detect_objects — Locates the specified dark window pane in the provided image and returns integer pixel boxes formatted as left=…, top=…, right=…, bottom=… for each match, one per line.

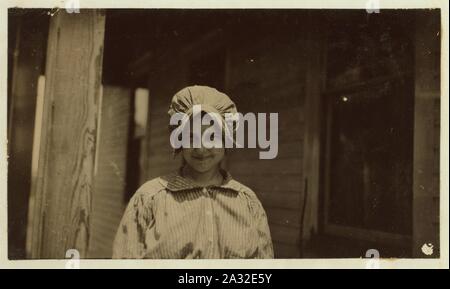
left=327, top=79, right=414, bottom=234
left=324, top=11, right=415, bottom=235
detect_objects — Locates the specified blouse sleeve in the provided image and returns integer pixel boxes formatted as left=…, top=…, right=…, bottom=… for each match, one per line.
left=245, top=191, right=274, bottom=259
left=112, top=191, right=154, bottom=259
left=254, top=200, right=274, bottom=258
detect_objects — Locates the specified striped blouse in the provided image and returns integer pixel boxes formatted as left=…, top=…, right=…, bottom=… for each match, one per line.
left=112, top=169, right=274, bottom=259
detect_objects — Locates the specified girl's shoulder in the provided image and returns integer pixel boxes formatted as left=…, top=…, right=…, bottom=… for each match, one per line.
left=226, top=179, right=265, bottom=208
left=229, top=179, right=268, bottom=218
left=129, top=175, right=171, bottom=204
left=131, top=170, right=185, bottom=200
left=227, top=179, right=257, bottom=198
left=136, top=177, right=167, bottom=195
left=221, top=175, right=257, bottom=197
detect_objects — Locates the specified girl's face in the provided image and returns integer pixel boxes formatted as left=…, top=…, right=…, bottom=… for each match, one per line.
left=182, top=123, right=225, bottom=174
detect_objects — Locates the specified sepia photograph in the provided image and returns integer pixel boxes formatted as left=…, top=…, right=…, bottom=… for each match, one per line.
left=1, top=0, right=448, bottom=270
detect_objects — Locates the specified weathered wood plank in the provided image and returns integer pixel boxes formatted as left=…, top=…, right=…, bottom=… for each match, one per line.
left=300, top=12, right=325, bottom=250
left=269, top=223, right=301, bottom=246
left=272, top=241, right=301, bottom=258
left=257, top=190, right=302, bottom=210
left=89, top=86, right=130, bottom=258
left=412, top=11, right=441, bottom=258
left=31, top=10, right=105, bottom=259
left=236, top=174, right=303, bottom=195
left=229, top=158, right=303, bottom=175
left=265, top=207, right=302, bottom=228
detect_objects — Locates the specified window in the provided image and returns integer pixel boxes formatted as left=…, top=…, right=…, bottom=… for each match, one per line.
left=322, top=11, right=415, bottom=252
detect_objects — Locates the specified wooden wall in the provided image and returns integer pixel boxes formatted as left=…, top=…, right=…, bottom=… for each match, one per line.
left=143, top=58, right=189, bottom=180
left=225, top=28, right=307, bottom=258
left=89, top=86, right=131, bottom=258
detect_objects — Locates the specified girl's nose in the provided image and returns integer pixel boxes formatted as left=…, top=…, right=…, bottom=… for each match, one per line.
left=193, top=147, right=208, bottom=154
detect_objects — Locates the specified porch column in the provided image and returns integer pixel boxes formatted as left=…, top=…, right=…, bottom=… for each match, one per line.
left=30, top=10, right=105, bottom=259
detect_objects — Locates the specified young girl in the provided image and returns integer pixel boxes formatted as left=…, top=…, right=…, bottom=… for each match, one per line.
left=113, top=85, right=273, bottom=259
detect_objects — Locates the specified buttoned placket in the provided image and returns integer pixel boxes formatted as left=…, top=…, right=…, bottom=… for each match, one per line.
left=203, top=187, right=215, bottom=258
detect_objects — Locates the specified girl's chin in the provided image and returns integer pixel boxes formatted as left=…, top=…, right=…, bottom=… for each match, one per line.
left=186, top=162, right=218, bottom=173
left=190, top=165, right=215, bottom=173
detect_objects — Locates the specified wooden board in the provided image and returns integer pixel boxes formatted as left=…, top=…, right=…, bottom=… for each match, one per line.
left=412, top=11, right=441, bottom=258
left=89, top=86, right=131, bottom=258
left=30, top=10, right=106, bottom=259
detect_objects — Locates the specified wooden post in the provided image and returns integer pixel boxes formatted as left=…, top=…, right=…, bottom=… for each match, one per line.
left=30, top=10, right=105, bottom=259
left=301, top=11, right=325, bottom=256
left=412, top=11, right=441, bottom=258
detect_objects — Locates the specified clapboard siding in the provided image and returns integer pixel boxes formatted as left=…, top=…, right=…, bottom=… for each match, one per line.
left=273, top=242, right=302, bottom=259
left=89, top=86, right=130, bottom=258
left=143, top=57, right=189, bottom=181
left=145, top=109, right=183, bottom=180
left=226, top=31, right=306, bottom=256
left=228, top=158, right=303, bottom=176
left=270, top=223, right=301, bottom=246
left=236, top=175, right=303, bottom=196
left=265, top=208, right=302, bottom=228
left=258, top=191, right=303, bottom=210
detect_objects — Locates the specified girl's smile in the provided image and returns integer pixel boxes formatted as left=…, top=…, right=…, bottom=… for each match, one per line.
left=191, top=154, right=213, bottom=161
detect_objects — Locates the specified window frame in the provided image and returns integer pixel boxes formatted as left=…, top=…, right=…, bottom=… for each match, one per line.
left=321, top=75, right=414, bottom=247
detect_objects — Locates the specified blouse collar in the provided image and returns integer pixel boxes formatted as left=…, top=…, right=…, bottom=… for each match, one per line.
left=161, top=168, right=242, bottom=193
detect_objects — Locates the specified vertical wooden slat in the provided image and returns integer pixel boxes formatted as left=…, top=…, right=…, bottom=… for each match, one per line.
left=31, top=10, right=105, bottom=259
left=8, top=12, right=49, bottom=259
left=412, top=10, right=441, bottom=258
left=89, top=86, right=130, bottom=258
left=301, top=11, right=325, bottom=254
